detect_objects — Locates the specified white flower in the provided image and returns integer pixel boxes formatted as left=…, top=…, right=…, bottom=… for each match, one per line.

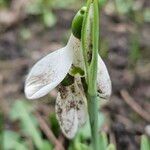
left=24, top=34, right=111, bottom=138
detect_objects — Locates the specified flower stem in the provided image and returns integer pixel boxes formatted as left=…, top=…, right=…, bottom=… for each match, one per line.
left=89, top=1, right=99, bottom=149
left=82, top=0, right=100, bottom=149
left=87, top=94, right=99, bottom=150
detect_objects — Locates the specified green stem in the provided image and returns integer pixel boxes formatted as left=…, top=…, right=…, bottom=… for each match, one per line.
left=81, top=0, right=92, bottom=82
left=87, top=94, right=99, bottom=150
left=88, top=0, right=99, bottom=148
left=88, top=2, right=99, bottom=150
left=89, top=0, right=99, bottom=94
left=82, top=0, right=100, bottom=150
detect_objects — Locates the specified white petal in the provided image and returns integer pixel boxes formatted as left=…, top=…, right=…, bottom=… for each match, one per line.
left=25, top=46, right=73, bottom=99
left=97, top=55, right=112, bottom=99
left=55, top=87, right=78, bottom=139
left=67, top=34, right=85, bottom=77
left=67, top=34, right=84, bottom=70
left=55, top=80, right=87, bottom=138
left=74, top=78, right=87, bottom=126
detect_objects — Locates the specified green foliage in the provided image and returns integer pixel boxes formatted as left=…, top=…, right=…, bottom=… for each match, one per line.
left=3, top=130, right=52, bottom=150
left=68, top=112, right=116, bottom=150
left=99, top=132, right=108, bottom=149
left=3, top=130, right=28, bottom=150
left=114, top=0, right=133, bottom=15
left=78, top=112, right=105, bottom=139
left=49, top=113, right=60, bottom=137
left=143, top=9, right=150, bottom=23
left=112, top=0, right=148, bottom=24
left=10, top=100, right=43, bottom=149
left=25, top=0, right=82, bottom=27
left=0, top=0, right=10, bottom=7
left=99, top=133, right=116, bottom=150
left=5, top=100, right=53, bottom=150
left=99, top=0, right=107, bottom=8
left=43, top=9, right=57, bottom=27
left=25, top=0, right=56, bottom=27
left=2, top=100, right=117, bottom=150
left=141, top=135, right=150, bottom=150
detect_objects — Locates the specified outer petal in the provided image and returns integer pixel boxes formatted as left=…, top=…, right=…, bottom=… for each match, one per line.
left=74, top=78, right=87, bottom=126
left=25, top=46, right=73, bottom=99
left=55, top=80, right=87, bottom=139
left=97, top=55, right=112, bottom=100
left=55, top=85, right=78, bottom=139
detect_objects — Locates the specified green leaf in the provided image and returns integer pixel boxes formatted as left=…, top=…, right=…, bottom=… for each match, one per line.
left=143, top=9, right=150, bottom=23
left=68, top=140, right=92, bottom=150
left=114, top=0, right=133, bottom=14
left=75, top=143, right=91, bottom=150
left=99, top=132, right=108, bottom=150
left=141, top=135, right=150, bottom=150
left=78, top=118, right=91, bottom=139
left=3, top=130, right=28, bottom=150
left=43, top=10, right=57, bottom=27
left=25, top=0, right=43, bottom=15
left=40, top=140, right=53, bottom=150
left=0, top=0, right=10, bottom=8
left=99, top=0, right=107, bottom=7
left=77, top=112, right=105, bottom=140
left=49, top=113, right=60, bottom=137
left=10, top=100, right=43, bottom=149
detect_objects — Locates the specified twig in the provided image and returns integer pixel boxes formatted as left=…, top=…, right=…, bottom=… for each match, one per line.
left=35, top=112, right=65, bottom=150
left=120, top=90, right=150, bottom=122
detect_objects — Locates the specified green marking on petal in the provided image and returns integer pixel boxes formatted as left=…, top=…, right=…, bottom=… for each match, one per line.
left=70, top=65, right=85, bottom=77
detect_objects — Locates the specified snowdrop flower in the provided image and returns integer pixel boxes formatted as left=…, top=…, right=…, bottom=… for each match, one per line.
left=24, top=7, right=111, bottom=139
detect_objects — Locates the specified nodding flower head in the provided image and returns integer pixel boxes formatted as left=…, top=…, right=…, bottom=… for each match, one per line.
left=24, top=6, right=111, bottom=139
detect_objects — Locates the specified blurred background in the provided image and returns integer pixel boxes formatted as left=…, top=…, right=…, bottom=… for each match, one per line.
left=0, top=0, right=150, bottom=150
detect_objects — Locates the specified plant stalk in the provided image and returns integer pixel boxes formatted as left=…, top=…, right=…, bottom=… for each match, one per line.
left=88, top=1, right=99, bottom=150
left=87, top=94, right=99, bottom=150
left=82, top=0, right=99, bottom=149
